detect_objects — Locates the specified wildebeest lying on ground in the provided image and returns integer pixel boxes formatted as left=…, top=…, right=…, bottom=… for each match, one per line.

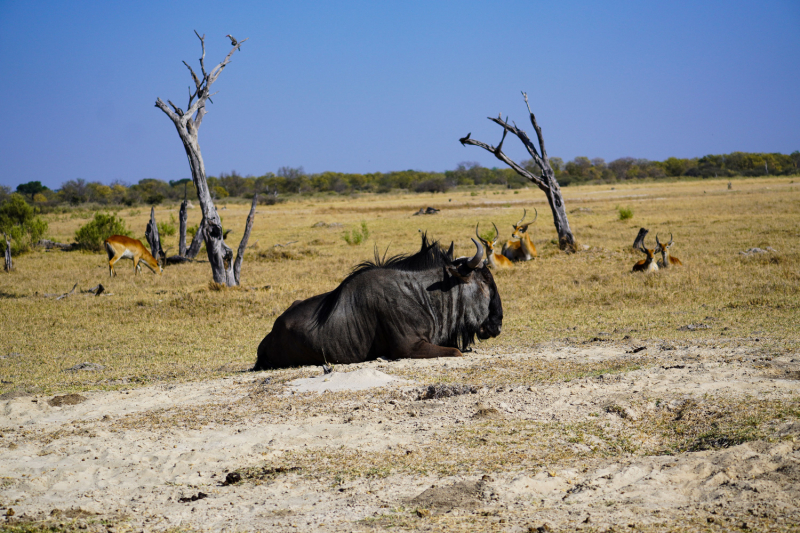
left=254, top=235, right=503, bottom=369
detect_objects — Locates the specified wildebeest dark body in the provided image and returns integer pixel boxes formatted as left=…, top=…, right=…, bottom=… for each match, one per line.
left=254, top=236, right=502, bottom=369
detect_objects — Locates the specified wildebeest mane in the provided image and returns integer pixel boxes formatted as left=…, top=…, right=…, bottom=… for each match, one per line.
left=313, top=234, right=450, bottom=327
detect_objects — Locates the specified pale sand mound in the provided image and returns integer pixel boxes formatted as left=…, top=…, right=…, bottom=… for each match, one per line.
left=288, top=368, right=412, bottom=393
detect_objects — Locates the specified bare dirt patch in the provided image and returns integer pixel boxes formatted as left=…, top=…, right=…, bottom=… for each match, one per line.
left=1, top=343, right=798, bottom=532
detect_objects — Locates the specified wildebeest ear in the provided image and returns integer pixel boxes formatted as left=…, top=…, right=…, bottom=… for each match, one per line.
left=445, top=265, right=470, bottom=282
left=446, top=241, right=454, bottom=261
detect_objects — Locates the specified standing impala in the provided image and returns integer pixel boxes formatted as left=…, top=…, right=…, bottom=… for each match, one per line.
left=104, top=235, right=163, bottom=277
left=655, top=233, right=683, bottom=268
left=502, top=208, right=538, bottom=262
left=476, top=223, right=514, bottom=269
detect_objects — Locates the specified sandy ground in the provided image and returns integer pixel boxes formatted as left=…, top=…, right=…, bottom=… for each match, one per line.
left=1, top=343, right=799, bottom=532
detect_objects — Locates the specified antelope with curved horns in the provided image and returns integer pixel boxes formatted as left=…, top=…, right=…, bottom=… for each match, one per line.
left=631, top=233, right=658, bottom=273
left=104, top=235, right=163, bottom=277
left=655, top=233, right=683, bottom=268
left=476, top=223, right=514, bottom=269
left=502, top=208, right=538, bottom=262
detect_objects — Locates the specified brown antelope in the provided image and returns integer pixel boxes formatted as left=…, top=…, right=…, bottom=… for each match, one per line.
left=476, top=223, right=514, bottom=269
left=502, top=208, right=538, bottom=262
left=104, top=235, right=163, bottom=277
left=631, top=233, right=658, bottom=273
left=655, top=233, right=683, bottom=268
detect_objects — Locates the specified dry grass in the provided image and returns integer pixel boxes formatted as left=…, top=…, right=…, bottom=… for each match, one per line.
left=1, top=177, right=799, bottom=395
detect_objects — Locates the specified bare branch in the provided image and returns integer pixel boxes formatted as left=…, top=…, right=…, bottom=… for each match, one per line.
left=194, top=30, right=208, bottom=78
left=183, top=60, right=202, bottom=89
left=460, top=135, right=547, bottom=190
left=522, top=91, right=548, bottom=162
left=155, top=98, right=180, bottom=122
left=167, top=100, right=184, bottom=116
left=208, top=38, right=248, bottom=84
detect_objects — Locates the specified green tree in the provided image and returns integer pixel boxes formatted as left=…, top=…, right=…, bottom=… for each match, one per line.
left=0, top=194, right=48, bottom=254
left=16, top=181, right=48, bottom=200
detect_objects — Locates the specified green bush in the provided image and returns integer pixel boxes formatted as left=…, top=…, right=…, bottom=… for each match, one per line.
left=158, top=214, right=177, bottom=237
left=187, top=224, right=198, bottom=238
left=343, top=221, right=370, bottom=245
left=0, top=193, right=49, bottom=254
left=617, top=206, right=633, bottom=221
left=75, top=213, right=132, bottom=251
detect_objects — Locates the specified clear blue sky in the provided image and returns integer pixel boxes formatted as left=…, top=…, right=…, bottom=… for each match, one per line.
left=1, top=0, right=798, bottom=190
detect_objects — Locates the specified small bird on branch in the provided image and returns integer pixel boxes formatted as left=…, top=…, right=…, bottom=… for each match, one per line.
left=225, top=34, right=240, bottom=51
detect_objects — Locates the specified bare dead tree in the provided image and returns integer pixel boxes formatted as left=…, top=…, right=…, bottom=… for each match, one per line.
left=155, top=31, right=251, bottom=285
left=460, top=92, right=575, bottom=251
left=3, top=233, right=12, bottom=272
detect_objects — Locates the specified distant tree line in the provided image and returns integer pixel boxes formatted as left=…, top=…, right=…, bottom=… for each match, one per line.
left=3, top=151, right=797, bottom=208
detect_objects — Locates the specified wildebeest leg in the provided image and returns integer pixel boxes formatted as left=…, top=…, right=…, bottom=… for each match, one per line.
left=407, top=340, right=462, bottom=359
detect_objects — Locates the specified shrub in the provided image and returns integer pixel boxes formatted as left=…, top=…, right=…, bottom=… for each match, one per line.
left=187, top=223, right=198, bottom=238
left=75, top=213, right=132, bottom=251
left=617, top=206, right=633, bottom=221
left=0, top=194, right=49, bottom=254
left=343, top=221, right=370, bottom=245
left=158, top=214, right=177, bottom=237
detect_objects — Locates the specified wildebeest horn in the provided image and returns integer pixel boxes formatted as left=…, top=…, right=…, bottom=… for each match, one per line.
left=492, top=222, right=500, bottom=245
left=466, top=238, right=484, bottom=269
left=515, top=208, right=527, bottom=227
left=446, top=241, right=454, bottom=260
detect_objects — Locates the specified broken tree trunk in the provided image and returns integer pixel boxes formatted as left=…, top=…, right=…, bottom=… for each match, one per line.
left=179, top=185, right=188, bottom=257
left=155, top=31, right=251, bottom=286
left=185, top=217, right=207, bottom=260
left=460, top=92, right=575, bottom=251
left=233, top=194, right=257, bottom=285
left=3, top=233, right=11, bottom=272
left=145, top=207, right=163, bottom=265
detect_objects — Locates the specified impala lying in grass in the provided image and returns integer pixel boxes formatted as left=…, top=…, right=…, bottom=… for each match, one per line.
left=655, top=233, right=683, bottom=268
left=476, top=223, right=514, bottom=269
left=502, top=208, right=538, bottom=262
left=631, top=229, right=658, bottom=273
left=104, top=235, right=163, bottom=277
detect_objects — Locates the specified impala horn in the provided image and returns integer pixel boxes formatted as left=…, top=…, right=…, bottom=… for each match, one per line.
left=515, top=208, right=527, bottom=227
left=475, top=223, right=485, bottom=244
left=492, top=222, right=500, bottom=245
left=466, top=238, right=484, bottom=269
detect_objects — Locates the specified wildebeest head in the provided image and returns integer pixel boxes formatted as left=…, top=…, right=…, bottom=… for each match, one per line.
left=447, top=238, right=503, bottom=344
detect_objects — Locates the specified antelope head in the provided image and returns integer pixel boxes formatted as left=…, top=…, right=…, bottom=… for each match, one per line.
left=477, top=223, right=514, bottom=269
left=510, top=208, right=538, bottom=240
left=655, top=233, right=681, bottom=268
left=476, top=222, right=500, bottom=257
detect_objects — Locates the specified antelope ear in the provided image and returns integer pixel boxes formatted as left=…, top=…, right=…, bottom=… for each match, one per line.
left=446, top=241, right=455, bottom=261
left=519, top=223, right=530, bottom=232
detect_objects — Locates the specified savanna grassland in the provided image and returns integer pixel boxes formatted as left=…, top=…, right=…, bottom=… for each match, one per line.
left=1, top=177, right=799, bottom=533
left=1, top=177, right=798, bottom=394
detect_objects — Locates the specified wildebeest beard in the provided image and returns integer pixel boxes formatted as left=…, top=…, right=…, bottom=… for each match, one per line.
left=253, top=234, right=503, bottom=369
